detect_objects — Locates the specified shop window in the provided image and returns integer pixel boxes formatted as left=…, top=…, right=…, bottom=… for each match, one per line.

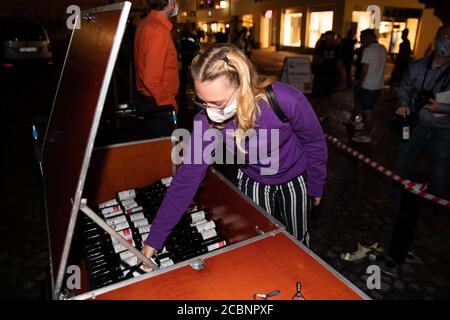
left=242, top=14, right=254, bottom=29
left=405, top=18, right=418, bottom=52
left=198, top=22, right=228, bottom=43
left=283, top=11, right=302, bottom=47
left=352, top=11, right=372, bottom=43
left=308, top=11, right=333, bottom=48
left=210, top=22, right=227, bottom=33
left=378, top=19, right=418, bottom=54
left=353, top=9, right=419, bottom=54
left=199, top=0, right=229, bottom=10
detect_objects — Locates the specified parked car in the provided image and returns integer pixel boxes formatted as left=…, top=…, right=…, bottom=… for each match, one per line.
left=0, top=18, right=53, bottom=67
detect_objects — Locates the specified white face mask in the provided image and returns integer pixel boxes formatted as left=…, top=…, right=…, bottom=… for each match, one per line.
left=170, top=0, right=179, bottom=17
left=206, top=98, right=237, bottom=123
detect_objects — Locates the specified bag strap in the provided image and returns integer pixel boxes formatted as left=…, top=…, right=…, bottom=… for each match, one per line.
left=439, top=64, right=450, bottom=91
left=265, top=85, right=289, bottom=123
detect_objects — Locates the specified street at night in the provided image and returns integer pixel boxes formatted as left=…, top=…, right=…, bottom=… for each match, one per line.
left=0, top=0, right=449, bottom=302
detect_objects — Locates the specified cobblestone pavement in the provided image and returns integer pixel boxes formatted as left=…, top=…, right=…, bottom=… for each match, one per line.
left=305, top=88, right=450, bottom=300
left=1, top=48, right=449, bottom=300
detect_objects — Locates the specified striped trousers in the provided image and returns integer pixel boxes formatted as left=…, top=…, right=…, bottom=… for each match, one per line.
left=237, top=169, right=312, bottom=247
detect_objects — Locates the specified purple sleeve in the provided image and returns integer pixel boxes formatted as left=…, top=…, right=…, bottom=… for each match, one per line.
left=275, top=82, right=328, bottom=197
left=144, top=115, right=211, bottom=249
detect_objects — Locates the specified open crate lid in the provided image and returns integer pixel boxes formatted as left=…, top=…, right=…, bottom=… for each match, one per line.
left=41, top=2, right=131, bottom=299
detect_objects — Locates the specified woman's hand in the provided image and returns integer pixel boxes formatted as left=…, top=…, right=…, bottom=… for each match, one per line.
left=313, top=197, right=321, bottom=206
left=141, top=243, right=156, bottom=271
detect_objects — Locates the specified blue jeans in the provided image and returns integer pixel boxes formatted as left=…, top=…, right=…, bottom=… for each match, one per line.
left=395, top=126, right=450, bottom=197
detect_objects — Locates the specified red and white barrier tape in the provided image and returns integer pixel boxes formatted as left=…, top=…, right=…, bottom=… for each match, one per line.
left=325, top=134, right=450, bottom=209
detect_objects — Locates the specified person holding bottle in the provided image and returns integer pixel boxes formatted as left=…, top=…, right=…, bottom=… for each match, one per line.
left=141, top=43, right=328, bottom=263
left=394, top=25, right=450, bottom=200
left=378, top=25, right=450, bottom=278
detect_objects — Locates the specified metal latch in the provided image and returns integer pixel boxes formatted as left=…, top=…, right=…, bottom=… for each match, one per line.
left=190, top=259, right=205, bottom=271
left=255, top=226, right=265, bottom=235
left=60, top=288, right=75, bottom=300
left=82, top=12, right=94, bottom=22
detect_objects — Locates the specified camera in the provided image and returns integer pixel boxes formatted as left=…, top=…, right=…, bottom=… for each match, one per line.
left=414, top=90, right=435, bottom=110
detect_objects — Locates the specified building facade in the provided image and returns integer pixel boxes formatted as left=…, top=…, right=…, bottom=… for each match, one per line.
left=0, top=0, right=442, bottom=59
left=176, top=0, right=443, bottom=58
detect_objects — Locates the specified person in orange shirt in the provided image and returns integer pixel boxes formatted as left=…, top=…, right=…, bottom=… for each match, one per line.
left=134, top=0, right=180, bottom=137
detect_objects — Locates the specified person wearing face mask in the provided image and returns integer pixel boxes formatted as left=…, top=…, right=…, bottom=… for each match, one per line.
left=379, top=25, right=450, bottom=277
left=395, top=24, right=450, bottom=200
left=134, top=0, right=180, bottom=138
left=141, top=43, right=328, bottom=261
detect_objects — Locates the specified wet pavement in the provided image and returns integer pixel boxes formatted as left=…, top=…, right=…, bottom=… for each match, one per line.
left=0, top=47, right=449, bottom=300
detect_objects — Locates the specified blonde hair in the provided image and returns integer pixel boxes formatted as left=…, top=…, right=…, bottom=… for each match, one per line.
left=191, top=43, right=277, bottom=151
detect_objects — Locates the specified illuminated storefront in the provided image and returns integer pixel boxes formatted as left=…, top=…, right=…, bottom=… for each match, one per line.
left=199, top=21, right=228, bottom=33
left=176, top=0, right=442, bottom=58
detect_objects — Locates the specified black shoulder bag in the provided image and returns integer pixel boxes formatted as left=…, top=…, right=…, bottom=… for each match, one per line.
left=265, top=85, right=289, bottom=123
left=265, top=85, right=315, bottom=215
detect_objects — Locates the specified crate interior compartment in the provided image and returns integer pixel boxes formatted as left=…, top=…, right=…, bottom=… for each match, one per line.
left=67, top=138, right=279, bottom=297
left=82, top=138, right=175, bottom=203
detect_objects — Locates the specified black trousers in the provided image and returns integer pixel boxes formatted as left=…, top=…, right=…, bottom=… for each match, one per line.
left=344, top=60, right=353, bottom=88
left=387, top=191, right=423, bottom=264
left=135, top=94, right=176, bottom=138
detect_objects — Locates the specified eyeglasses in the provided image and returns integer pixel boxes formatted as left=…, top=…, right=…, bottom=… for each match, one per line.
left=192, top=87, right=238, bottom=113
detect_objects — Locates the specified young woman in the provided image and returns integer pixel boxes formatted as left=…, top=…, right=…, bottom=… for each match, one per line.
left=142, top=44, right=327, bottom=260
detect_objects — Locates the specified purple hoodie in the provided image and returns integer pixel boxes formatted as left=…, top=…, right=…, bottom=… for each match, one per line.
left=145, top=81, right=328, bottom=249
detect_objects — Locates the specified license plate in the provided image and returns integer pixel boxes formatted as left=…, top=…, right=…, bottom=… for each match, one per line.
left=19, top=47, right=38, bottom=53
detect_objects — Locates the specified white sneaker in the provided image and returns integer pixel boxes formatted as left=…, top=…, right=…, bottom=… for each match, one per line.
left=351, top=135, right=371, bottom=143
